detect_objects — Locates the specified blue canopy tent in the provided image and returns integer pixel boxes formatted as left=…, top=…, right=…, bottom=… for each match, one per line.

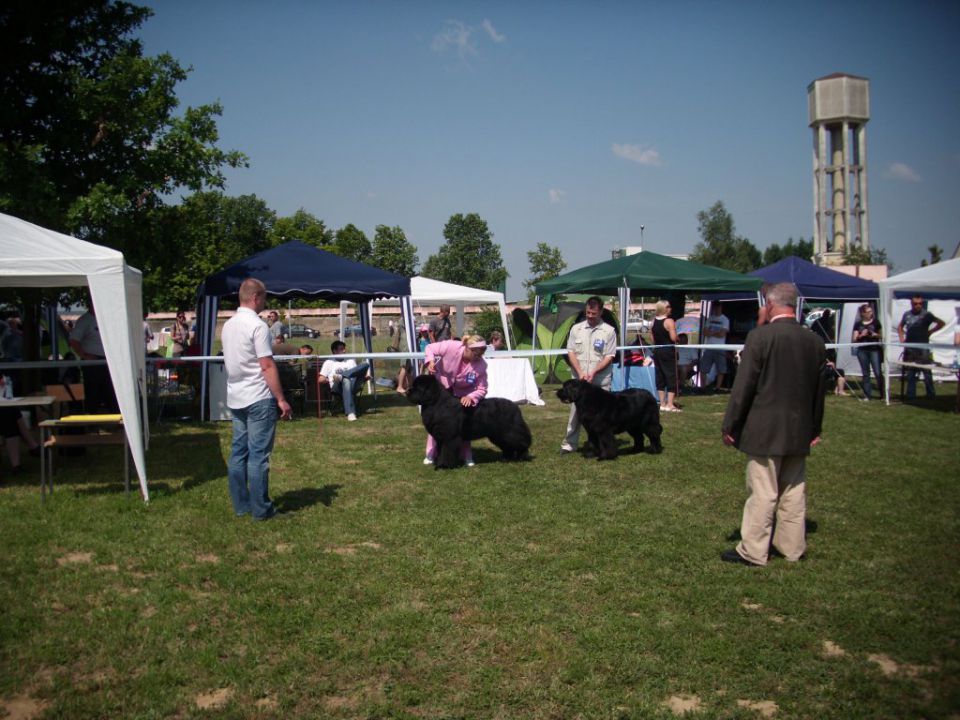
left=195, top=240, right=415, bottom=420
left=704, top=256, right=879, bottom=305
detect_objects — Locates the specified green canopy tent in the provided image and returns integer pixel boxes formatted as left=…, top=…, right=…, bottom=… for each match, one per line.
left=533, top=250, right=764, bottom=379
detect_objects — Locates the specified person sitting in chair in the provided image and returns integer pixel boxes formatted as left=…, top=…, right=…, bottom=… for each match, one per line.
left=318, top=341, right=370, bottom=422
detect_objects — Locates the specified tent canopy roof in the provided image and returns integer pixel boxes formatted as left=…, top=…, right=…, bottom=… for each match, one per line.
left=705, top=256, right=879, bottom=302
left=535, top=250, right=762, bottom=297
left=196, top=240, right=410, bottom=302
left=408, top=276, right=503, bottom=304
left=878, top=257, right=960, bottom=299
left=0, top=214, right=126, bottom=287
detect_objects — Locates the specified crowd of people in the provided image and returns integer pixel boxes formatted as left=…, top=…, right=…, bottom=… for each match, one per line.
left=3, top=283, right=957, bottom=504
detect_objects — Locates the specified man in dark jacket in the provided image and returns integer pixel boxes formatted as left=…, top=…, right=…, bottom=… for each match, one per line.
left=721, top=282, right=827, bottom=567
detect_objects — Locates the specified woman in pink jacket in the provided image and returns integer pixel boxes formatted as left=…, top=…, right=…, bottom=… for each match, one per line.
left=423, top=334, right=488, bottom=466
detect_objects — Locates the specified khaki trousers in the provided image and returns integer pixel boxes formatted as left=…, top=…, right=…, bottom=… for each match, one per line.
left=736, top=454, right=807, bottom=566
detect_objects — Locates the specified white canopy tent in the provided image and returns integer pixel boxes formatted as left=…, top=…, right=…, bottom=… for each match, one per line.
left=361, top=276, right=513, bottom=349
left=878, top=257, right=960, bottom=404
left=0, top=213, right=149, bottom=501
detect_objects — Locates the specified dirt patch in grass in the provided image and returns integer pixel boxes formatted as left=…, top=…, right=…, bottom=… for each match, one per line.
left=255, top=696, right=278, bottom=711
left=737, top=699, right=778, bottom=717
left=324, top=541, right=383, bottom=555
left=664, top=694, right=701, bottom=714
left=196, top=553, right=220, bottom=564
left=275, top=543, right=293, bottom=553
left=867, top=653, right=899, bottom=677
left=195, top=687, right=233, bottom=709
left=323, top=694, right=359, bottom=711
left=866, top=653, right=935, bottom=679
left=822, top=640, right=846, bottom=658
left=57, top=551, right=93, bottom=565
left=0, top=694, right=50, bottom=720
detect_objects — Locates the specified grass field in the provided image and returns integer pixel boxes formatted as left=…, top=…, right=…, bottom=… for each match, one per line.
left=1, top=382, right=958, bottom=719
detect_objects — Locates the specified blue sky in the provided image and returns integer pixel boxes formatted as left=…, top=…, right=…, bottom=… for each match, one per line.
left=138, top=1, right=960, bottom=299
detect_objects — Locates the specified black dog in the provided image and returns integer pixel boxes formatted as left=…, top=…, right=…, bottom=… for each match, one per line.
left=556, top=379, right=662, bottom=460
left=408, top=375, right=532, bottom=469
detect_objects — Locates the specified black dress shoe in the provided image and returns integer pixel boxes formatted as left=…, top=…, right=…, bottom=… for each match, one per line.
left=721, top=549, right=762, bottom=567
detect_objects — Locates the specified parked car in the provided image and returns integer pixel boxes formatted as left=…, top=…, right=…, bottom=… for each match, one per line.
left=288, top=323, right=319, bottom=338
left=338, top=324, right=377, bottom=337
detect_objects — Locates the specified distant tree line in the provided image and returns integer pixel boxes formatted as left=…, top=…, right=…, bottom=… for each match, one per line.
left=689, top=201, right=890, bottom=273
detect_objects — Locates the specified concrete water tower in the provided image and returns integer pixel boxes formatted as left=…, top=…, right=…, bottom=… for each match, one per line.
left=808, top=73, right=870, bottom=266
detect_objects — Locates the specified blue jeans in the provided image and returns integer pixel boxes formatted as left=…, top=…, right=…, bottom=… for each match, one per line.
left=228, top=398, right=279, bottom=519
left=334, top=363, right=369, bottom=416
left=906, top=367, right=935, bottom=399
left=855, top=348, right=882, bottom=399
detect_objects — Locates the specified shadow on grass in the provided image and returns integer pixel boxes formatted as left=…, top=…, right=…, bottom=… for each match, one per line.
left=276, top=483, right=342, bottom=511
left=898, top=391, right=960, bottom=415
left=726, top=518, right=819, bottom=542
left=40, top=424, right=227, bottom=498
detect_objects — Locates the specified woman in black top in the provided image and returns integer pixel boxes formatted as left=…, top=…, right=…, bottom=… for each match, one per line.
left=651, top=300, right=681, bottom=412
left=852, top=303, right=883, bottom=400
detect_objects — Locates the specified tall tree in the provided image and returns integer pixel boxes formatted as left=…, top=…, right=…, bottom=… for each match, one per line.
left=762, top=237, right=814, bottom=266
left=371, top=225, right=419, bottom=276
left=0, top=0, right=246, bottom=273
left=270, top=209, right=332, bottom=248
left=524, top=242, right=566, bottom=300
left=689, top=201, right=761, bottom=273
left=422, top=213, right=507, bottom=291
left=333, top=224, right=372, bottom=263
left=920, top=244, right=943, bottom=267
left=147, top=192, right=274, bottom=310
left=843, top=245, right=890, bottom=270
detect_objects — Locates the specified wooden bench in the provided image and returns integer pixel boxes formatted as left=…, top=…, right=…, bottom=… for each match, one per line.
left=39, top=415, right=129, bottom=500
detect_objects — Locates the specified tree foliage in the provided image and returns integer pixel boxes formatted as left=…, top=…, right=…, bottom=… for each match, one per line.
left=422, top=213, right=507, bottom=291
left=689, top=201, right=761, bottom=274
left=468, top=308, right=504, bottom=341
left=523, top=242, right=567, bottom=300
left=842, top=244, right=890, bottom=270
left=371, top=225, right=419, bottom=276
left=0, top=0, right=246, bottom=293
left=920, top=244, right=943, bottom=267
left=270, top=209, right=332, bottom=248
left=146, top=192, right=275, bottom=310
left=762, top=237, right=814, bottom=266
left=333, top=223, right=371, bottom=263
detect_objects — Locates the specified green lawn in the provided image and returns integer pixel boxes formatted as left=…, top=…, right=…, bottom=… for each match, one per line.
left=1, top=385, right=958, bottom=719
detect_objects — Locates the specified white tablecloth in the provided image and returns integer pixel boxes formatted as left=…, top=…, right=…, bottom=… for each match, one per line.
left=485, top=357, right=544, bottom=405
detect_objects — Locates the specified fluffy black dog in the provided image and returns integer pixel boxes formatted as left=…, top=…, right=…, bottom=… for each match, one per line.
left=408, top=374, right=532, bottom=469
left=556, top=379, right=663, bottom=460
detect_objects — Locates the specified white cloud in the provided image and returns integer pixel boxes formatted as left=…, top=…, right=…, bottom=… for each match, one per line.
left=481, top=19, right=506, bottom=44
left=549, top=189, right=566, bottom=204
left=431, top=20, right=476, bottom=59
left=612, top=143, right=662, bottom=167
left=432, top=19, right=506, bottom=60
left=884, top=162, right=921, bottom=183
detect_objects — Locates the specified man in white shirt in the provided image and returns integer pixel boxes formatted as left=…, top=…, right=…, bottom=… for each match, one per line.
left=700, top=302, right=731, bottom=391
left=318, top=340, right=370, bottom=422
left=560, top=296, right=617, bottom=453
left=221, top=278, right=292, bottom=521
left=69, top=305, right=118, bottom=412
